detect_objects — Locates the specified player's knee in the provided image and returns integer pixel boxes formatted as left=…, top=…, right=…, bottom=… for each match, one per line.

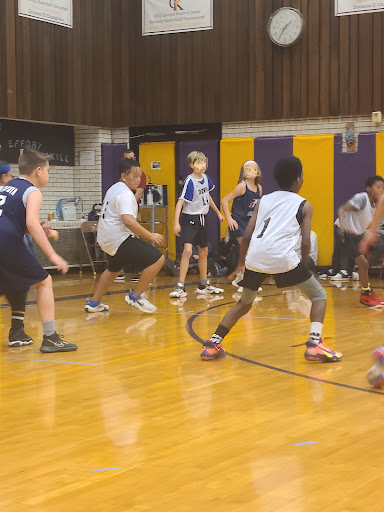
left=199, top=246, right=208, bottom=256
left=182, top=246, right=193, bottom=258
left=310, top=285, right=327, bottom=302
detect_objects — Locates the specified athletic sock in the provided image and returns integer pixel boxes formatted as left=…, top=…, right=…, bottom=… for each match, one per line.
left=362, top=284, right=372, bottom=294
left=200, top=279, right=208, bottom=287
left=309, top=322, right=323, bottom=345
left=87, top=298, right=101, bottom=307
left=11, top=311, right=24, bottom=332
left=43, top=321, right=56, bottom=337
left=210, top=325, right=230, bottom=344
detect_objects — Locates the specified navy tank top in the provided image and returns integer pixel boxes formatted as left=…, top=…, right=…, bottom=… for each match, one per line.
left=0, top=177, right=38, bottom=239
left=231, top=183, right=261, bottom=227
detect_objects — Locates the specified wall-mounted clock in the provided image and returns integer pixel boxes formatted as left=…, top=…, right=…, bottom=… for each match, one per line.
left=267, top=7, right=304, bottom=47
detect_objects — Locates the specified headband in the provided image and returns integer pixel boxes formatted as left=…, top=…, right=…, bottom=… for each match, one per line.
left=0, top=163, right=11, bottom=175
left=244, top=160, right=257, bottom=167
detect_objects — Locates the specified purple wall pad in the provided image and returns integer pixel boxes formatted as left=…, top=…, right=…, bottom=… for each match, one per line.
left=254, top=136, right=294, bottom=194
left=101, top=143, right=126, bottom=198
left=334, top=133, right=377, bottom=218
left=177, top=140, right=220, bottom=256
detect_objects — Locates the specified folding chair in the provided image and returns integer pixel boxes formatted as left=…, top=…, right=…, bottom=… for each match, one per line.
left=80, top=221, right=107, bottom=276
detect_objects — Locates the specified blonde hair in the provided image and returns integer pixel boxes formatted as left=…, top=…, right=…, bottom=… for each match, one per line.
left=18, top=149, right=51, bottom=175
left=237, top=160, right=261, bottom=185
left=187, top=151, right=206, bottom=166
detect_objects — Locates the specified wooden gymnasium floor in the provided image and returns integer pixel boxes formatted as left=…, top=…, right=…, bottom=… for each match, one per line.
left=1, top=273, right=384, bottom=512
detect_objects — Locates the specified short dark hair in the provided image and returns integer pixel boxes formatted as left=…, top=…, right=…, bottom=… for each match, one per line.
left=18, top=149, right=50, bottom=175
left=120, top=158, right=140, bottom=174
left=365, top=175, right=384, bottom=188
left=274, top=156, right=303, bottom=190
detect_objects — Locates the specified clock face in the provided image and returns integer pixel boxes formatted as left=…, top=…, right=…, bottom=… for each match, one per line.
left=267, top=8, right=304, bottom=47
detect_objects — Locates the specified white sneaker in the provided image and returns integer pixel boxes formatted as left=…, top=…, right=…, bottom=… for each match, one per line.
left=196, top=284, right=224, bottom=295
left=352, top=271, right=359, bottom=281
left=170, top=283, right=187, bottom=298
left=330, top=271, right=349, bottom=281
left=125, top=293, right=157, bottom=313
left=114, top=274, right=125, bottom=282
left=84, top=301, right=110, bottom=313
left=231, top=271, right=244, bottom=288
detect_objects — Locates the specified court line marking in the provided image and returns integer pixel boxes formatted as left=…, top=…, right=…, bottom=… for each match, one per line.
left=294, top=441, right=316, bottom=447
left=92, top=467, right=120, bottom=472
left=185, top=302, right=384, bottom=396
left=0, top=357, right=100, bottom=365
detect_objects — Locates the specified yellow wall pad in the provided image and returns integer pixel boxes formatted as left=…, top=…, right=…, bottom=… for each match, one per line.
left=376, top=132, right=384, bottom=177
left=139, top=142, right=176, bottom=259
left=293, top=135, right=334, bottom=266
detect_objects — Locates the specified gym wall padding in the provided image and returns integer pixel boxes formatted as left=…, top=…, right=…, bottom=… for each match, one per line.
left=254, top=136, right=294, bottom=194
left=177, top=141, right=220, bottom=255
left=334, top=133, right=377, bottom=218
left=219, top=138, right=254, bottom=238
left=293, top=135, right=334, bottom=266
left=139, top=142, right=176, bottom=259
left=376, top=132, right=384, bottom=178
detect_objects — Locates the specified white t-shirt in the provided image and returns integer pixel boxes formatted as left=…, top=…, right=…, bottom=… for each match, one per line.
left=97, top=182, right=138, bottom=256
left=246, top=191, right=306, bottom=274
left=180, top=174, right=214, bottom=215
left=335, top=192, right=374, bottom=235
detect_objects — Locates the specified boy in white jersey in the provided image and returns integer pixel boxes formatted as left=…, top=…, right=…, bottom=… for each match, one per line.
left=85, top=159, right=165, bottom=314
left=200, top=156, right=342, bottom=363
left=337, top=175, right=384, bottom=307
left=170, top=151, right=224, bottom=298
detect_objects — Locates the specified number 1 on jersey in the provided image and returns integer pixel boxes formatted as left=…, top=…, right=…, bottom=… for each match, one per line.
left=257, top=217, right=271, bottom=238
left=0, top=195, right=6, bottom=217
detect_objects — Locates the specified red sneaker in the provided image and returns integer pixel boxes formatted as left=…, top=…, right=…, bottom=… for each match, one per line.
left=370, top=290, right=384, bottom=304
left=200, top=340, right=226, bottom=361
left=360, top=291, right=383, bottom=307
left=304, top=338, right=343, bottom=362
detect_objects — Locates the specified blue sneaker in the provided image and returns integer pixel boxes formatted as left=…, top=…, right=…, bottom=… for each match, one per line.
left=85, top=300, right=110, bottom=313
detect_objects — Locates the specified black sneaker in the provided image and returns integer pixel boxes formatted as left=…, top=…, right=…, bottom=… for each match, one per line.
left=40, top=332, right=78, bottom=353
left=8, top=327, right=34, bottom=347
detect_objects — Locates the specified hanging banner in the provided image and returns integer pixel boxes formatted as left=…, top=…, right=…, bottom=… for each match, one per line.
left=142, top=0, right=213, bottom=36
left=18, top=0, right=73, bottom=28
left=335, top=0, right=384, bottom=16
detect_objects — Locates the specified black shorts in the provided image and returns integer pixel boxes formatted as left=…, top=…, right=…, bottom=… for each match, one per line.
left=181, top=213, right=207, bottom=248
left=240, top=261, right=312, bottom=291
left=107, top=236, right=162, bottom=273
left=344, top=233, right=364, bottom=260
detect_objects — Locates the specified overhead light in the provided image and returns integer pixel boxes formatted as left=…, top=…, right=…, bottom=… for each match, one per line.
left=174, top=129, right=208, bottom=134
left=130, top=132, right=166, bottom=139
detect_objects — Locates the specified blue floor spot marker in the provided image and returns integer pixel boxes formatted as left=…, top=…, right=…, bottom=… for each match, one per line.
left=92, top=467, right=120, bottom=472
left=294, top=441, right=316, bottom=446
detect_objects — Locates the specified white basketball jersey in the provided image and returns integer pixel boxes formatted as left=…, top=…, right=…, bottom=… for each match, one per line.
left=180, top=175, right=214, bottom=215
left=246, top=191, right=306, bottom=274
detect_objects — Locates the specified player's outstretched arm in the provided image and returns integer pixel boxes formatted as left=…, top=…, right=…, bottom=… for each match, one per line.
left=300, top=201, right=313, bottom=266
left=360, top=195, right=384, bottom=254
left=338, top=201, right=358, bottom=233
left=208, top=195, right=224, bottom=222
left=26, top=190, right=67, bottom=274
left=121, top=214, right=164, bottom=246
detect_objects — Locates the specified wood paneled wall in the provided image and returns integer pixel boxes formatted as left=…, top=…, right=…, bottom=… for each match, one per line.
left=1, top=0, right=383, bottom=127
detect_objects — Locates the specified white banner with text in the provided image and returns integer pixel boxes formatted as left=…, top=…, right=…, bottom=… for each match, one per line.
left=143, top=0, right=213, bottom=36
left=18, top=0, right=73, bottom=28
left=335, top=0, right=384, bottom=16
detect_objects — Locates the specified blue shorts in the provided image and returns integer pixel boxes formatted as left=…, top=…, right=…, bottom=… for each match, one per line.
left=0, top=232, right=49, bottom=294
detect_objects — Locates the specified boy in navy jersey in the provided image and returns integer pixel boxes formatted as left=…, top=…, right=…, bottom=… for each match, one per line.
left=170, top=151, right=224, bottom=298
left=0, top=150, right=77, bottom=352
left=200, top=157, right=342, bottom=363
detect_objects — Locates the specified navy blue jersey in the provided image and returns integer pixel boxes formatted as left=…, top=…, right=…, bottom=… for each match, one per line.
left=231, top=183, right=261, bottom=230
left=0, top=178, right=47, bottom=294
left=0, top=177, right=38, bottom=239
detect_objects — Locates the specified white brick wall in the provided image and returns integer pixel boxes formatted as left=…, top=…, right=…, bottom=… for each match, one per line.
left=223, top=114, right=383, bottom=151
